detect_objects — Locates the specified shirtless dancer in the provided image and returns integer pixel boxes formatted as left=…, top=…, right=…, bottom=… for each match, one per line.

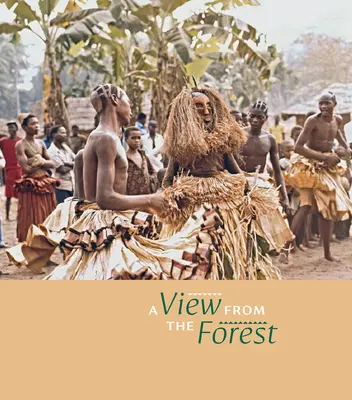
left=83, top=85, right=166, bottom=215
left=236, top=101, right=293, bottom=259
left=289, top=92, right=352, bottom=261
left=45, top=84, right=183, bottom=280
left=237, top=101, right=289, bottom=212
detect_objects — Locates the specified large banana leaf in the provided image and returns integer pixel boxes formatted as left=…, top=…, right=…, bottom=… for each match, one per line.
left=57, top=10, right=115, bottom=43
left=186, top=57, right=213, bottom=79
left=187, top=11, right=258, bottom=43
left=111, top=0, right=139, bottom=12
left=97, top=0, right=111, bottom=7
left=110, top=2, right=144, bottom=33
left=185, top=10, right=268, bottom=69
left=13, top=1, right=40, bottom=22
left=194, top=37, right=220, bottom=55
left=39, top=0, right=60, bottom=16
left=51, top=8, right=104, bottom=26
left=131, top=4, right=159, bottom=24
left=159, top=0, right=189, bottom=13
left=68, top=40, right=85, bottom=56
left=124, top=70, right=157, bottom=80
left=205, top=0, right=260, bottom=7
left=0, top=0, right=18, bottom=8
left=0, top=22, right=24, bottom=34
left=164, top=26, right=194, bottom=64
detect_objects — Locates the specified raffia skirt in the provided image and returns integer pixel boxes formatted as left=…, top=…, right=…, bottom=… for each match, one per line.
left=6, top=197, right=78, bottom=274
left=286, top=155, right=352, bottom=221
left=244, top=172, right=294, bottom=251
left=45, top=173, right=282, bottom=280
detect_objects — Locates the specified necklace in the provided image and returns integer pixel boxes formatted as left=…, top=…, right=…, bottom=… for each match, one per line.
left=24, top=138, right=40, bottom=155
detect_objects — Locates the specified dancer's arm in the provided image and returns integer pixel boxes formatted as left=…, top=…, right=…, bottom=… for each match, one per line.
left=15, top=141, right=35, bottom=174
left=96, top=135, right=167, bottom=215
left=224, top=153, right=242, bottom=174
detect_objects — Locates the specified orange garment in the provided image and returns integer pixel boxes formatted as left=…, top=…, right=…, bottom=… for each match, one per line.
left=15, top=173, right=59, bottom=242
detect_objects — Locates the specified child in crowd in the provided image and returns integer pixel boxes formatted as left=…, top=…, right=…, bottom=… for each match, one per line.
left=290, top=125, right=303, bottom=143
left=279, top=140, right=300, bottom=221
left=125, top=127, right=158, bottom=195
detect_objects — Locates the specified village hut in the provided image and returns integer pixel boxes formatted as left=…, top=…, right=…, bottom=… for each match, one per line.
left=29, top=97, right=96, bottom=137
left=66, top=97, right=96, bottom=137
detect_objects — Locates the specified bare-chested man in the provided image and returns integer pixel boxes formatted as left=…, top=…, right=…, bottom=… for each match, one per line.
left=83, top=85, right=166, bottom=214
left=236, top=101, right=294, bottom=258
left=237, top=101, right=289, bottom=212
left=288, top=92, right=352, bottom=261
left=15, top=115, right=58, bottom=242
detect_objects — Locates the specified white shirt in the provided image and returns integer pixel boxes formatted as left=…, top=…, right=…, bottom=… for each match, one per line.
left=48, top=142, right=75, bottom=192
left=136, top=121, right=148, bottom=136
left=344, top=121, right=352, bottom=145
left=141, top=133, right=164, bottom=171
left=0, top=148, right=5, bottom=169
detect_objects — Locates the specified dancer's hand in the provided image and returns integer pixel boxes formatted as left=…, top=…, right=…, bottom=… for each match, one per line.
left=324, top=153, right=340, bottom=167
left=148, top=192, right=175, bottom=217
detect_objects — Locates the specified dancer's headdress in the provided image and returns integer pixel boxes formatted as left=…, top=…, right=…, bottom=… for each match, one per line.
left=163, top=85, right=247, bottom=166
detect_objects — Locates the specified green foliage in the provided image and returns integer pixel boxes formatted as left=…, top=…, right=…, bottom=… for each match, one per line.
left=39, top=0, right=60, bottom=17
left=0, top=0, right=275, bottom=127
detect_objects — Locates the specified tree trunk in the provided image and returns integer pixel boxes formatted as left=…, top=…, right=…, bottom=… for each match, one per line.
left=46, top=43, right=71, bottom=133
left=150, top=51, right=186, bottom=134
left=125, top=76, right=142, bottom=125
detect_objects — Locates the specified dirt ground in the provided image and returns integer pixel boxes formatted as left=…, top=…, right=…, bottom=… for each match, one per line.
left=0, top=194, right=351, bottom=280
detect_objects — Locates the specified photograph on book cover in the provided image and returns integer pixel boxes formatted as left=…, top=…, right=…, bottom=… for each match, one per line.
left=0, top=0, right=351, bottom=280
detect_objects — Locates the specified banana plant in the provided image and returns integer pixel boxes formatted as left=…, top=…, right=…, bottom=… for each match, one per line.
left=0, top=0, right=106, bottom=131
left=1, top=0, right=275, bottom=132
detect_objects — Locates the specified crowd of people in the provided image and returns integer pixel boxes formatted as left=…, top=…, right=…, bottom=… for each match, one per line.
left=0, top=84, right=351, bottom=279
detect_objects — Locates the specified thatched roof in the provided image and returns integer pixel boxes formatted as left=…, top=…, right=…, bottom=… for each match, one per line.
left=29, top=97, right=96, bottom=133
left=282, top=83, right=352, bottom=117
left=28, top=94, right=154, bottom=133
left=66, top=97, right=96, bottom=131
